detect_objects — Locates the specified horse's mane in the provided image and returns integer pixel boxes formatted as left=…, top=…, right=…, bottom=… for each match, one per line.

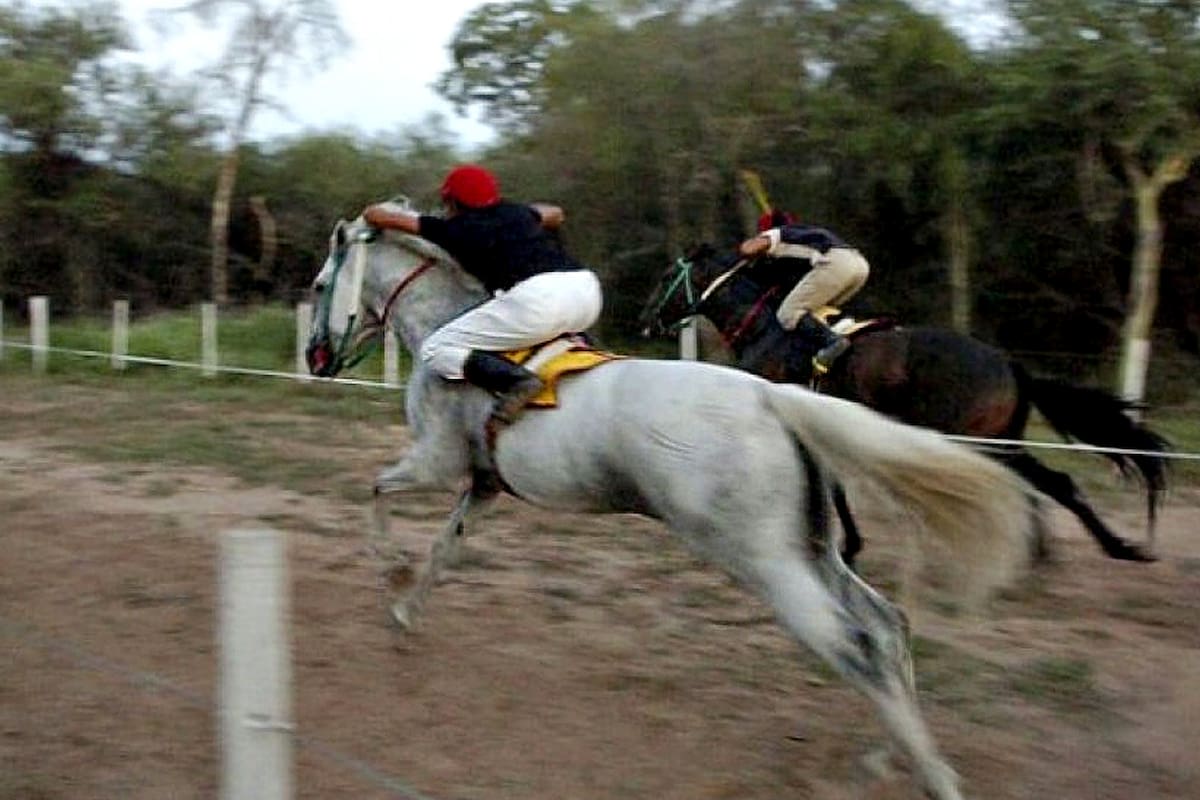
left=358, top=198, right=486, bottom=297
left=689, top=241, right=803, bottom=295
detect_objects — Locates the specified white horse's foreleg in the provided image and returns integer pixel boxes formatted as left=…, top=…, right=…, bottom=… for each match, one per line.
left=754, top=556, right=960, bottom=800
left=370, top=447, right=471, bottom=630
left=389, top=488, right=490, bottom=630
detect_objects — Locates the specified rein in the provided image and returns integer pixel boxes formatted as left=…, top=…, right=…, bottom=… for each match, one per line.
left=650, top=255, right=751, bottom=333
left=724, top=285, right=780, bottom=348
left=698, top=257, right=749, bottom=303
left=316, top=229, right=436, bottom=373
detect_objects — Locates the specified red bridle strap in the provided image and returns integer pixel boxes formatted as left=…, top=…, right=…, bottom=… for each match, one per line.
left=380, top=257, right=437, bottom=326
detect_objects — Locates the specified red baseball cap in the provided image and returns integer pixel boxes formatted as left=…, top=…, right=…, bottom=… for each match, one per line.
left=440, top=164, right=501, bottom=209
left=757, top=209, right=796, bottom=232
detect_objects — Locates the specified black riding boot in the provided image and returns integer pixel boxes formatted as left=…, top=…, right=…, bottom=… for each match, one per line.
left=462, top=350, right=545, bottom=425
left=792, top=312, right=850, bottom=374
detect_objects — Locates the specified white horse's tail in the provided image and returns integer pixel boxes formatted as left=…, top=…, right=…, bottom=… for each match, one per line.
left=761, top=383, right=1035, bottom=606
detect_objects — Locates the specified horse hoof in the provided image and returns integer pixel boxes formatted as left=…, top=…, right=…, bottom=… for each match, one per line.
left=858, top=747, right=895, bottom=781
left=390, top=602, right=414, bottom=631
left=1109, top=542, right=1158, bottom=562
left=384, top=563, right=416, bottom=592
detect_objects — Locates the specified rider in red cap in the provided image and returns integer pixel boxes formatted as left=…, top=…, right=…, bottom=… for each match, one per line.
left=739, top=207, right=870, bottom=373
left=362, top=165, right=603, bottom=427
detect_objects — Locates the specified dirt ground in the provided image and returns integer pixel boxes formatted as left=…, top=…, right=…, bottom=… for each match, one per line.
left=1, top=379, right=1198, bottom=800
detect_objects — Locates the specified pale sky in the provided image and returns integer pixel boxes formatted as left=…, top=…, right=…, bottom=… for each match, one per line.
left=40, top=0, right=1004, bottom=151
left=109, top=0, right=497, bottom=149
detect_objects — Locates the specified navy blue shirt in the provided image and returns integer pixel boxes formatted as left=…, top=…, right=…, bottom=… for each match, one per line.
left=418, top=202, right=584, bottom=293
left=777, top=224, right=846, bottom=253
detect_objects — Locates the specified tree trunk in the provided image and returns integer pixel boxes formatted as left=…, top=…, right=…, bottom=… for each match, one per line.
left=210, top=149, right=239, bottom=304
left=939, top=147, right=972, bottom=334
left=1118, top=181, right=1163, bottom=407
left=249, top=195, right=277, bottom=281
left=1116, top=150, right=1193, bottom=406
left=210, top=51, right=269, bottom=305
left=944, top=200, right=971, bottom=334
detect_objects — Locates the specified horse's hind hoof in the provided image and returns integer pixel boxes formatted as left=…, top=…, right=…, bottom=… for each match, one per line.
left=1107, top=541, right=1158, bottom=562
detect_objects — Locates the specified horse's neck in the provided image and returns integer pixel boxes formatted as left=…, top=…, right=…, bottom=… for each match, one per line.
left=698, top=274, right=776, bottom=339
left=382, top=246, right=486, bottom=354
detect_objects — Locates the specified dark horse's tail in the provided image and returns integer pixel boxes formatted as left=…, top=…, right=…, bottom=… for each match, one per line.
left=1011, top=362, right=1171, bottom=533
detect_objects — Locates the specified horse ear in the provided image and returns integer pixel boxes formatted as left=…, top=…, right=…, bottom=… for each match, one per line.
left=332, top=219, right=348, bottom=248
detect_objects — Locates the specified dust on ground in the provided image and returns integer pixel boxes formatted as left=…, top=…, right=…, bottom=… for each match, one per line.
left=1, top=382, right=1197, bottom=800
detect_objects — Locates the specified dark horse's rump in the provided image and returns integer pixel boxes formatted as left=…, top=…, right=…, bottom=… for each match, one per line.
left=640, top=244, right=1170, bottom=563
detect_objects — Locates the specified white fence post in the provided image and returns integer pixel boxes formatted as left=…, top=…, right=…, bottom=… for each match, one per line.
left=201, top=303, right=218, bottom=378
left=678, top=318, right=698, bottom=361
left=111, top=300, right=130, bottom=371
left=29, top=295, right=48, bottom=374
left=219, top=528, right=293, bottom=800
left=294, top=302, right=312, bottom=379
left=383, top=330, right=400, bottom=387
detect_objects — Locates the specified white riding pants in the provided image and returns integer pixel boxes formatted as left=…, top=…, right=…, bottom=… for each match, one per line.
left=421, top=269, right=603, bottom=379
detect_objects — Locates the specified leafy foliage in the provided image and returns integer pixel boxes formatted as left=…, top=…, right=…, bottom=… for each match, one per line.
left=1, top=0, right=1199, bottom=397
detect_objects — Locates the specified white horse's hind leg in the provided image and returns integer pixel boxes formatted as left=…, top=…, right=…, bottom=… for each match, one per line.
left=753, top=555, right=961, bottom=800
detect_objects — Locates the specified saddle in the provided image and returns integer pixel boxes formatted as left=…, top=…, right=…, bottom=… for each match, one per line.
left=501, top=334, right=625, bottom=409
left=473, top=335, right=624, bottom=498
left=818, top=307, right=896, bottom=340
left=782, top=306, right=897, bottom=388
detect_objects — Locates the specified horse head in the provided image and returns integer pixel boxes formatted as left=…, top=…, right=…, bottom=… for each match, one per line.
left=637, top=243, right=735, bottom=337
left=306, top=200, right=465, bottom=378
left=306, top=216, right=377, bottom=377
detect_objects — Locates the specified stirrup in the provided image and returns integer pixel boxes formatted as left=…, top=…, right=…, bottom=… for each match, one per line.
left=490, top=377, right=545, bottom=426
left=812, top=337, right=850, bottom=374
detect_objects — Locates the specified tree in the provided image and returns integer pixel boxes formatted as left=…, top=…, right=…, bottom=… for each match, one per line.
left=809, top=0, right=988, bottom=330
left=1004, top=0, right=1200, bottom=403
left=0, top=1, right=130, bottom=158
left=158, top=0, right=349, bottom=303
left=0, top=1, right=136, bottom=309
left=437, top=0, right=593, bottom=136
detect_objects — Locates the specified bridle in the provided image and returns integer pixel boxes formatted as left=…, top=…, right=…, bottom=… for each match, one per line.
left=643, top=257, right=701, bottom=334
left=644, top=254, right=749, bottom=334
left=314, top=225, right=436, bottom=373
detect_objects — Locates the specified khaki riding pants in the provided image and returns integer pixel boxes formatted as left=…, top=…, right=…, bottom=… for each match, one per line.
left=776, top=247, right=870, bottom=330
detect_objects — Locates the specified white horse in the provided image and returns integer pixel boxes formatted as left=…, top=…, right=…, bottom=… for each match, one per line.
left=306, top=210, right=1037, bottom=800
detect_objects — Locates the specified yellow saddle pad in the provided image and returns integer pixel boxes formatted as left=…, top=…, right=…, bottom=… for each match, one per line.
left=503, top=336, right=625, bottom=408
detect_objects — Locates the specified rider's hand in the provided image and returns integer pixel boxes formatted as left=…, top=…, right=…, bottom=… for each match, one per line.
left=363, top=204, right=420, bottom=234
left=362, top=205, right=389, bottom=227
left=739, top=235, right=771, bottom=258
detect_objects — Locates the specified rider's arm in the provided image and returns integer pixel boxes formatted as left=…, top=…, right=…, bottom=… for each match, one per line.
left=363, top=204, right=421, bottom=234
left=531, top=203, right=565, bottom=230
left=739, top=231, right=778, bottom=258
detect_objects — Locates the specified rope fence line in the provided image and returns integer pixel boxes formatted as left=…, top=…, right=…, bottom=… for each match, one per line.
left=0, top=339, right=393, bottom=389
left=4, top=337, right=1199, bottom=463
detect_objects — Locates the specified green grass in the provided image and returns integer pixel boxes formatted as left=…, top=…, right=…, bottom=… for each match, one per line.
left=1026, top=409, right=1200, bottom=491
left=1005, top=655, right=1102, bottom=711
left=3, top=306, right=1198, bottom=492
left=0, top=303, right=405, bottom=383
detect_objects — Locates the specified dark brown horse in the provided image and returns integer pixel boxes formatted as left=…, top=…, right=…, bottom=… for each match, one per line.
left=639, top=244, right=1170, bottom=565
